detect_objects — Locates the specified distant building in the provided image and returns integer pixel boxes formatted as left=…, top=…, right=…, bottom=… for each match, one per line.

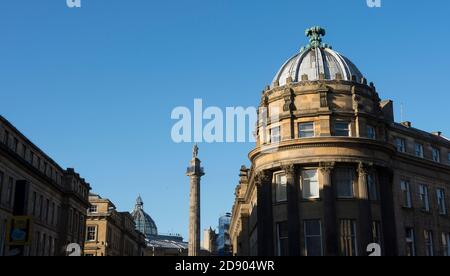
left=203, top=227, right=217, bottom=254
left=217, top=213, right=232, bottom=256
left=0, top=115, right=91, bottom=256
left=84, top=194, right=146, bottom=256
left=130, top=195, right=188, bottom=256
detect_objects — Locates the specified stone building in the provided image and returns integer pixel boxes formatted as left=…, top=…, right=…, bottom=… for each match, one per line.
left=0, top=115, right=91, bottom=256
left=229, top=27, right=450, bottom=256
left=84, top=194, right=146, bottom=256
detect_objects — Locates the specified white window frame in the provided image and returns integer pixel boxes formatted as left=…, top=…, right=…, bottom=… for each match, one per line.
left=414, top=143, right=424, bottom=158
left=335, top=121, right=350, bottom=137
left=276, top=222, right=288, bottom=256
left=304, top=220, right=323, bottom=256
left=270, top=127, right=281, bottom=144
left=401, top=180, right=412, bottom=208
left=405, top=228, right=416, bottom=256
left=419, top=184, right=430, bottom=212
left=335, top=168, right=354, bottom=199
left=301, top=170, right=320, bottom=199
left=366, top=125, right=376, bottom=140
left=274, top=173, right=287, bottom=203
left=424, top=230, right=434, bottom=257
left=442, top=233, right=450, bottom=256
left=395, top=137, right=406, bottom=153
left=89, top=205, right=98, bottom=213
left=299, top=122, right=315, bottom=138
left=437, top=188, right=447, bottom=215
left=86, top=226, right=97, bottom=242
left=432, top=147, right=441, bottom=163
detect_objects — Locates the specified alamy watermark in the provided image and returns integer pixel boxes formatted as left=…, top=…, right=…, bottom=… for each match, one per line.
left=67, top=0, right=81, bottom=8
left=367, top=0, right=382, bottom=8
left=171, top=99, right=280, bottom=152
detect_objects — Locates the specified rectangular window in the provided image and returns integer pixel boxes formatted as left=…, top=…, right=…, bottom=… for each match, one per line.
left=335, top=168, right=354, bottom=198
left=3, top=131, right=9, bottom=145
left=415, top=143, right=424, bottom=158
left=38, top=195, right=44, bottom=220
left=366, top=125, right=376, bottom=140
left=304, top=220, right=323, bottom=256
left=432, top=147, right=441, bottom=163
left=6, top=177, right=14, bottom=207
left=276, top=222, right=289, bottom=256
left=401, top=180, right=412, bottom=208
left=0, top=171, right=3, bottom=204
left=0, top=219, right=5, bottom=256
left=367, top=173, right=378, bottom=201
left=340, top=220, right=358, bottom=256
left=13, top=138, right=18, bottom=153
left=424, top=230, right=434, bottom=256
left=436, top=189, right=447, bottom=215
left=89, top=205, right=97, bottom=213
left=30, top=151, right=34, bottom=165
left=448, top=152, right=450, bottom=165
left=302, top=170, right=320, bottom=199
left=274, top=173, right=287, bottom=203
left=51, top=202, right=56, bottom=225
left=45, top=199, right=49, bottom=223
left=419, top=184, right=430, bottom=212
left=395, top=137, right=406, bottom=153
left=270, top=127, right=281, bottom=143
left=372, top=221, right=382, bottom=246
left=22, top=144, right=27, bottom=159
left=335, top=122, right=350, bottom=137
left=32, top=192, right=37, bottom=216
left=442, top=233, right=450, bottom=256
left=299, top=122, right=315, bottom=138
left=405, top=228, right=416, bottom=256
left=86, top=226, right=97, bottom=242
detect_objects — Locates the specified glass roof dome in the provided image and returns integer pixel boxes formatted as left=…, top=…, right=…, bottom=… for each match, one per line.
left=131, top=196, right=158, bottom=238
left=272, top=26, right=364, bottom=87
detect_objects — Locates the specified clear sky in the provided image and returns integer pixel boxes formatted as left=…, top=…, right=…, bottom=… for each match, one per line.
left=1, top=0, right=449, bottom=239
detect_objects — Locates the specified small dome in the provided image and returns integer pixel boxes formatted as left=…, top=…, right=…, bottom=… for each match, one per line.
left=131, top=196, right=158, bottom=237
left=272, top=26, right=364, bottom=87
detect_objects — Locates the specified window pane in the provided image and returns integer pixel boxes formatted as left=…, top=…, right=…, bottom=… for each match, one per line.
left=340, top=220, right=358, bottom=256
left=335, top=168, right=354, bottom=198
left=335, top=122, right=350, bottom=137
left=275, top=174, right=287, bottom=202
left=271, top=127, right=280, bottom=143
left=367, top=125, right=376, bottom=139
left=302, top=170, right=319, bottom=199
left=299, top=123, right=315, bottom=138
left=304, top=220, right=322, bottom=256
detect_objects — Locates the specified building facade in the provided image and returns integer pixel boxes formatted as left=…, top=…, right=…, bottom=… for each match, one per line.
left=217, top=213, right=232, bottom=256
left=84, top=194, right=146, bottom=256
left=0, top=116, right=91, bottom=256
left=229, top=27, right=450, bottom=256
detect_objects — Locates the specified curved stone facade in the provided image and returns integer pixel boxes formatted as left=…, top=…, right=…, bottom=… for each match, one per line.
left=230, top=27, right=450, bottom=256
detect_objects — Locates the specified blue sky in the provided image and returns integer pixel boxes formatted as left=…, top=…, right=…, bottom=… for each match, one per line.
left=1, top=0, right=449, bottom=239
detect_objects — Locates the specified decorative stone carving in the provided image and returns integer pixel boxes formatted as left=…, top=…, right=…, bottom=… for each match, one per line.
left=283, top=88, right=296, bottom=112
left=254, top=171, right=271, bottom=187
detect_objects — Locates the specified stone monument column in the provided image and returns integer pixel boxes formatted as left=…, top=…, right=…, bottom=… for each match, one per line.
left=187, top=144, right=204, bottom=256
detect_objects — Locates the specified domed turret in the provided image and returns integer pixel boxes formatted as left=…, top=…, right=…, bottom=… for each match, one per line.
left=272, top=26, right=364, bottom=87
left=131, top=196, right=158, bottom=238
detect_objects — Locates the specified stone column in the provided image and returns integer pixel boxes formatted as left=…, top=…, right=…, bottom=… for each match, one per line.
left=357, top=162, right=373, bottom=256
left=378, top=168, right=398, bottom=256
left=256, top=171, right=274, bottom=256
left=186, top=145, right=204, bottom=257
left=238, top=209, right=250, bottom=256
left=282, top=164, right=301, bottom=256
left=319, top=162, right=338, bottom=256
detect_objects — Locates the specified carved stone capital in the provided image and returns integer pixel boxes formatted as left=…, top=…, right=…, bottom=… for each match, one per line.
left=319, top=162, right=335, bottom=174
left=254, top=171, right=272, bottom=187
left=357, top=162, right=374, bottom=176
left=281, top=164, right=296, bottom=175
